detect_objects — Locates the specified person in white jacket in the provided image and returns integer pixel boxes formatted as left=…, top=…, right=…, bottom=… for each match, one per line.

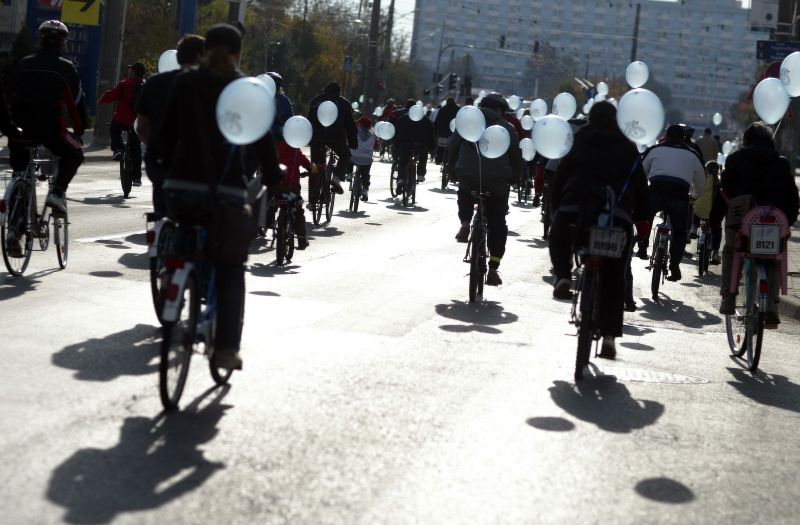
left=350, top=116, right=377, bottom=201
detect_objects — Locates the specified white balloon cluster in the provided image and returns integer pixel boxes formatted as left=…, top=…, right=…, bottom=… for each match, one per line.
left=751, top=51, right=800, bottom=125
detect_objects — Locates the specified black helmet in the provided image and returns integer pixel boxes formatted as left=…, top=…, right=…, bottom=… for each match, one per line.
left=267, top=71, right=283, bottom=90
left=479, top=92, right=509, bottom=113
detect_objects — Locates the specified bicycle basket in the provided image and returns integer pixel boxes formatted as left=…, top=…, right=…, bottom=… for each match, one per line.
left=587, top=226, right=626, bottom=258
left=749, top=224, right=781, bottom=256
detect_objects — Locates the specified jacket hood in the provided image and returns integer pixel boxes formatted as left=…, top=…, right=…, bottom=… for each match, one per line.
left=480, top=107, right=504, bottom=125
left=735, top=144, right=780, bottom=163
left=573, top=122, right=627, bottom=147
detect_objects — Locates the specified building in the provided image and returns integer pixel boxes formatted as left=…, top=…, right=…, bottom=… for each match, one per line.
left=410, top=0, right=768, bottom=129
left=0, top=1, right=26, bottom=54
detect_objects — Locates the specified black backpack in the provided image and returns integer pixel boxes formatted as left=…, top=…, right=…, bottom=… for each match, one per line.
left=126, top=79, right=144, bottom=112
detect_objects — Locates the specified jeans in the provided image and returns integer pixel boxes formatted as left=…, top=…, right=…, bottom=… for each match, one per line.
left=397, top=142, right=429, bottom=182
left=650, top=192, right=689, bottom=267
left=9, top=120, right=84, bottom=195
left=457, top=186, right=509, bottom=267
left=354, top=163, right=372, bottom=188
left=110, top=121, right=142, bottom=177
left=144, top=158, right=166, bottom=217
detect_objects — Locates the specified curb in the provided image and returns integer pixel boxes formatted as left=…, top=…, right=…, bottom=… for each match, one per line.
left=779, top=293, right=800, bottom=322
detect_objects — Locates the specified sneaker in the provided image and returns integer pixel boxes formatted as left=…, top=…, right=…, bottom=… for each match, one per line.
left=361, top=189, right=368, bottom=202
left=666, top=264, right=682, bottom=282
left=112, top=151, right=123, bottom=161
left=689, top=232, right=699, bottom=240
left=132, top=178, right=142, bottom=187
left=4, top=231, right=22, bottom=258
left=719, top=294, right=736, bottom=315
left=46, top=192, right=68, bottom=217
left=636, top=246, right=648, bottom=260
left=417, top=175, right=425, bottom=183
left=532, top=194, right=541, bottom=207
left=296, top=236, right=309, bottom=250
left=212, top=349, right=242, bottom=370
left=553, top=278, right=571, bottom=300
left=710, top=251, right=721, bottom=265
left=599, top=336, right=617, bottom=360
left=624, top=301, right=637, bottom=312
left=330, top=177, right=345, bottom=195
left=765, top=311, right=780, bottom=329
left=455, top=224, right=470, bottom=243
left=486, top=268, right=502, bottom=286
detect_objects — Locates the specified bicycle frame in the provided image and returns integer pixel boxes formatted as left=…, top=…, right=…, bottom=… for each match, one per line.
left=2, top=147, right=51, bottom=233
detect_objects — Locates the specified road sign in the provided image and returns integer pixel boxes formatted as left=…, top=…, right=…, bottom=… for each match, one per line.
left=749, top=0, right=779, bottom=32
left=61, top=0, right=101, bottom=26
left=757, top=40, right=800, bottom=62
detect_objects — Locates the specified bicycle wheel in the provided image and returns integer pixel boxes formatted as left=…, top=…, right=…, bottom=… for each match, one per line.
left=38, top=214, right=50, bottom=251
left=53, top=215, right=68, bottom=269
left=325, top=184, right=335, bottom=222
left=1, top=185, right=33, bottom=276
left=410, top=177, right=417, bottom=206
left=150, top=221, right=174, bottom=322
left=209, top=359, right=233, bottom=385
left=276, top=207, right=289, bottom=265
left=349, top=177, right=360, bottom=213
left=120, top=159, right=132, bottom=199
left=390, top=160, right=398, bottom=197
left=441, top=165, right=448, bottom=191
left=159, top=272, right=196, bottom=410
left=575, top=269, right=595, bottom=380
left=468, top=220, right=485, bottom=302
left=726, top=263, right=748, bottom=357
left=746, top=273, right=764, bottom=372
left=523, top=181, right=531, bottom=205
left=698, top=239, right=707, bottom=276
left=542, top=196, right=551, bottom=240
left=651, top=245, right=665, bottom=300
left=702, top=242, right=711, bottom=275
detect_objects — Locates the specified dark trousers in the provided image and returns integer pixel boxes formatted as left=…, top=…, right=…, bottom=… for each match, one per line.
left=549, top=210, right=632, bottom=337
left=650, top=192, right=689, bottom=267
left=310, top=139, right=351, bottom=180
left=457, top=186, right=509, bottom=267
left=9, top=120, right=84, bottom=195
left=692, top=213, right=722, bottom=251
left=110, top=121, right=142, bottom=177
left=267, top=183, right=307, bottom=239
left=354, top=163, right=372, bottom=188
left=144, top=158, right=166, bottom=216
left=397, top=143, right=429, bottom=181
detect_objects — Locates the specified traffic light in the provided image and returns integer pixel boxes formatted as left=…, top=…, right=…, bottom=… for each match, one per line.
left=377, top=81, right=385, bottom=91
left=435, top=85, right=443, bottom=95
left=423, top=88, right=431, bottom=96
left=448, top=73, right=458, bottom=91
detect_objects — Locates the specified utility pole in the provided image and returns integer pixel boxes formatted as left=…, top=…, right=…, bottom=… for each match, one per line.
left=94, top=0, right=128, bottom=146
left=364, top=0, right=381, bottom=115
left=630, top=2, right=641, bottom=62
left=381, top=0, right=395, bottom=100
left=179, top=0, right=197, bottom=36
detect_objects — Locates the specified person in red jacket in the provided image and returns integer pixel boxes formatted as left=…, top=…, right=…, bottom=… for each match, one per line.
left=98, top=62, right=146, bottom=184
left=274, top=140, right=313, bottom=249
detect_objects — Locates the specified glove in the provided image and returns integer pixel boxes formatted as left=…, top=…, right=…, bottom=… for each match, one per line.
left=311, top=163, right=318, bottom=175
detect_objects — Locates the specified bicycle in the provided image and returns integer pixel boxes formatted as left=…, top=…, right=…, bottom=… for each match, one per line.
left=438, top=138, right=450, bottom=191
left=463, top=189, right=488, bottom=303
left=159, top=224, right=233, bottom=410
left=108, top=123, right=135, bottom=198
left=348, top=165, right=365, bottom=213
left=540, top=176, right=552, bottom=240
left=389, top=154, right=400, bottom=198
left=311, top=149, right=337, bottom=226
left=696, top=219, right=713, bottom=276
left=571, top=222, right=628, bottom=380
left=1, top=143, right=68, bottom=276
left=517, top=165, right=532, bottom=205
left=725, top=206, right=790, bottom=373
left=399, top=150, right=418, bottom=207
left=648, top=212, right=672, bottom=301
left=269, top=191, right=301, bottom=265
left=145, top=213, right=176, bottom=323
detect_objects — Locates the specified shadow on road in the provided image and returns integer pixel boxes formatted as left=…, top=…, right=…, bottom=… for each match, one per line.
left=726, top=367, right=800, bottom=414
left=0, top=269, right=59, bottom=301
left=308, top=226, right=343, bottom=239
left=118, top=251, right=150, bottom=271
left=71, top=195, right=130, bottom=208
left=525, top=417, right=575, bottom=432
left=620, top=342, right=655, bottom=351
left=247, top=262, right=299, bottom=278
left=435, top=300, right=518, bottom=334
left=634, top=477, right=695, bottom=504
left=638, top=296, right=721, bottom=328
left=89, top=270, right=124, bottom=278
left=52, top=323, right=160, bottom=381
left=46, top=387, right=230, bottom=524
left=548, top=378, right=664, bottom=433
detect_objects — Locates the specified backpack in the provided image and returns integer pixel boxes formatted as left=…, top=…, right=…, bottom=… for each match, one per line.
left=127, top=79, right=144, bottom=112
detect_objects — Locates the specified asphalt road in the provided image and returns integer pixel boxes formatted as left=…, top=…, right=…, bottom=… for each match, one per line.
left=1, top=158, right=799, bottom=524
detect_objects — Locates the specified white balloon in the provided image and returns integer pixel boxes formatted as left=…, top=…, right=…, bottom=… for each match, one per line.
left=722, top=140, right=733, bottom=155
left=409, top=104, right=425, bottom=121
left=416, top=100, right=423, bottom=106
left=449, top=119, right=456, bottom=133
left=712, top=112, right=723, bottom=126
left=377, top=121, right=395, bottom=140
left=216, top=77, right=275, bottom=145
left=473, top=97, right=482, bottom=107
left=717, top=152, right=727, bottom=167
left=519, top=137, right=536, bottom=161
left=373, top=106, right=384, bottom=117
left=532, top=115, right=574, bottom=160
left=157, top=50, right=179, bottom=73
left=609, top=98, right=618, bottom=108
left=318, top=100, right=339, bottom=127
left=530, top=98, right=548, bottom=121
left=594, top=93, right=606, bottom=103
left=479, top=90, right=487, bottom=98
left=516, top=108, right=525, bottom=119
left=374, top=121, right=384, bottom=136
left=552, top=92, right=577, bottom=119
left=352, top=101, right=359, bottom=110
left=780, top=51, right=800, bottom=97
left=256, top=74, right=276, bottom=96
left=508, top=95, right=521, bottom=111
left=582, top=102, right=592, bottom=114
left=479, top=125, right=511, bottom=159
left=521, top=114, right=534, bottom=130
left=753, top=77, right=791, bottom=125
left=616, top=88, right=665, bottom=145
left=626, top=61, right=649, bottom=88
left=597, top=82, right=609, bottom=96
left=455, top=105, right=486, bottom=142
left=283, top=116, right=313, bottom=148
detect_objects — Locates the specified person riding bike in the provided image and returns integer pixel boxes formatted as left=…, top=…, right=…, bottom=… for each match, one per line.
left=156, top=23, right=282, bottom=370
left=6, top=20, right=86, bottom=225
left=433, top=97, right=459, bottom=164
left=307, top=81, right=357, bottom=200
left=99, top=61, right=146, bottom=186
left=449, top=92, right=522, bottom=286
left=548, top=102, right=650, bottom=358
left=394, top=99, right=435, bottom=192
left=711, top=122, right=799, bottom=326
left=691, top=160, right=723, bottom=264
left=137, top=34, right=205, bottom=217
left=640, top=123, right=705, bottom=282
left=266, top=71, right=294, bottom=139
left=273, top=139, right=311, bottom=250
left=350, top=116, right=377, bottom=201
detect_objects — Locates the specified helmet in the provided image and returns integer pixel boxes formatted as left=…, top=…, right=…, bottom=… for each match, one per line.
left=39, top=20, right=69, bottom=37
left=266, top=71, right=283, bottom=89
left=478, top=92, right=509, bottom=113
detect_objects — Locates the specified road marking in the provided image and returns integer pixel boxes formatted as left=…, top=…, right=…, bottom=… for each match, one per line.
left=74, top=229, right=145, bottom=243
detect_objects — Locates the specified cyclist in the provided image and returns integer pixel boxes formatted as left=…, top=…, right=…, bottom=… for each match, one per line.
left=7, top=20, right=86, bottom=220
left=433, top=97, right=459, bottom=164
left=548, top=102, right=650, bottom=358
left=307, top=81, right=357, bottom=200
left=395, top=99, right=435, bottom=192
left=274, top=139, right=311, bottom=250
left=711, top=122, right=799, bottom=325
left=691, top=160, right=722, bottom=264
left=156, top=23, right=282, bottom=370
left=266, top=71, right=294, bottom=138
left=350, top=116, right=377, bottom=201
left=99, top=61, right=146, bottom=186
left=137, top=34, right=205, bottom=216
left=449, top=92, right=522, bottom=286
left=640, top=124, right=705, bottom=281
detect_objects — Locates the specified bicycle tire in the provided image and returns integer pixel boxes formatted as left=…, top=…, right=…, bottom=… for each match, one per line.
left=726, top=264, right=748, bottom=357
left=276, top=207, right=288, bottom=265
left=120, top=159, right=132, bottom=199
left=1, top=185, right=33, bottom=276
left=542, top=197, right=551, bottom=240
left=312, top=199, right=322, bottom=225
left=410, top=177, right=416, bottom=206
left=149, top=221, right=174, bottom=321
left=651, top=246, right=664, bottom=299
left=53, top=215, right=68, bottom=270
left=441, top=165, right=448, bottom=191
left=575, top=269, right=595, bottom=380
left=390, top=160, right=398, bottom=197
left=159, top=272, right=196, bottom=410
left=523, top=181, right=531, bottom=205
left=517, top=182, right=523, bottom=203
left=698, top=239, right=707, bottom=276
left=209, top=359, right=233, bottom=385
left=326, top=186, right=335, bottom=222
left=746, top=275, right=764, bottom=372
left=468, top=233, right=480, bottom=303
left=349, top=177, right=360, bottom=213
left=38, top=214, right=50, bottom=251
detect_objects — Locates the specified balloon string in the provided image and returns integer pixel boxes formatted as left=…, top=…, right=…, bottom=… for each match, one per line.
left=772, top=117, right=784, bottom=140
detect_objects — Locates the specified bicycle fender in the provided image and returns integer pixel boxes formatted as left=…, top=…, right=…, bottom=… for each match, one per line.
left=0, top=177, right=21, bottom=226
left=148, top=218, right=170, bottom=258
left=162, top=264, right=193, bottom=323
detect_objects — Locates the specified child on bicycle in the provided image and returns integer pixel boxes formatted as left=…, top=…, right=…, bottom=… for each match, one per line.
left=350, top=116, right=376, bottom=201
left=274, top=139, right=313, bottom=249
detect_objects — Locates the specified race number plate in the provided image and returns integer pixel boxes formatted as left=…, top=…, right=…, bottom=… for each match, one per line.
left=750, top=224, right=781, bottom=256
left=588, top=227, right=626, bottom=258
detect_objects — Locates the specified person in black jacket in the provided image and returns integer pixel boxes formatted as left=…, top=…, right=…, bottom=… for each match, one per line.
left=448, top=93, right=522, bottom=286
left=548, top=102, right=650, bottom=359
left=711, top=122, right=799, bottom=325
left=307, top=81, right=357, bottom=200
left=395, top=99, right=436, bottom=191
left=433, top=97, right=459, bottom=163
left=156, top=23, right=282, bottom=370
